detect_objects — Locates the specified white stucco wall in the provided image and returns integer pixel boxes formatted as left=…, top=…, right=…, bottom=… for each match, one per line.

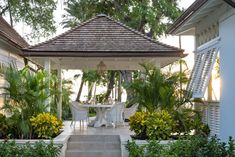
left=219, top=8, right=235, bottom=141
left=0, top=39, right=25, bottom=112
left=0, top=39, right=25, bottom=68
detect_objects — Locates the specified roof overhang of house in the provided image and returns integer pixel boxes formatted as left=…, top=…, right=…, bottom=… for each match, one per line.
left=0, top=17, right=29, bottom=49
left=167, top=0, right=225, bottom=35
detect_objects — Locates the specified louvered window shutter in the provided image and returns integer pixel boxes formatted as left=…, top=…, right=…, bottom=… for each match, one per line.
left=196, top=102, right=220, bottom=136
left=187, top=47, right=219, bottom=98
left=208, top=102, right=220, bottom=136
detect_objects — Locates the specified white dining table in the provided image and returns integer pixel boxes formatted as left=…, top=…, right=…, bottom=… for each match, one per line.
left=82, top=104, right=114, bottom=127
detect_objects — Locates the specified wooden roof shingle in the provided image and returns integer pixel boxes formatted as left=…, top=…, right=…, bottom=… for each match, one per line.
left=0, top=16, right=29, bottom=48
left=23, top=14, right=184, bottom=57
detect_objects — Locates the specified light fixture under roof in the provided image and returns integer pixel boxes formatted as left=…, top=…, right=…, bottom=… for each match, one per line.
left=97, top=61, right=106, bottom=75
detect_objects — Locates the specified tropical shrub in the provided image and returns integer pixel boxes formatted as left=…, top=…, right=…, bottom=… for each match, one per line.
left=0, top=140, right=62, bottom=157
left=146, top=111, right=174, bottom=140
left=144, top=140, right=165, bottom=157
left=130, top=111, right=174, bottom=140
left=126, top=136, right=235, bottom=157
left=125, top=140, right=166, bottom=157
left=125, top=140, right=145, bottom=157
left=171, top=107, right=210, bottom=137
left=1, top=65, right=58, bottom=139
left=129, top=112, right=148, bottom=139
left=127, top=63, right=208, bottom=138
left=50, top=79, right=73, bottom=120
left=167, top=136, right=228, bottom=157
left=127, top=64, right=167, bottom=112
left=0, top=113, right=8, bottom=138
left=30, top=112, right=63, bottom=139
left=228, top=136, right=235, bottom=157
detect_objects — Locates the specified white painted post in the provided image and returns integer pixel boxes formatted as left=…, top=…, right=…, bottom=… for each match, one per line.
left=219, top=13, right=235, bottom=142
left=44, top=58, right=51, bottom=112
left=57, top=64, right=62, bottom=120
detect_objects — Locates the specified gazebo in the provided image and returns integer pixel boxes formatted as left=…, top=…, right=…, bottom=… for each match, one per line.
left=22, top=14, right=185, bottom=119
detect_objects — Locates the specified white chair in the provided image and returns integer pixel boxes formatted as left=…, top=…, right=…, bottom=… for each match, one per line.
left=105, top=102, right=125, bottom=128
left=70, top=101, right=89, bottom=129
left=123, top=104, right=138, bottom=120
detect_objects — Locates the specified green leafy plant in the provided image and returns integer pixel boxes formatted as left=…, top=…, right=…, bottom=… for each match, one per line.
left=144, top=140, right=165, bottom=157
left=30, top=112, right=63, bottom=139
left=130, top=111, right=174, bottom=140
left=128, top=63, right=207, bottom=138
left=129, top=112, right=148, bottom=139
left=50, top=79, right=73, bottom=120
left=146, top=111, right=174, bottom=140
left=1, top=65, right=58, bottom=139
left=205, top=136, right=227, bottom=157
left=125, top=140, right=144, bottom=157
left=228, top=136, right=235, bottom=157
left=126, top=136, right=234, bottom=157
left=0, top=113, right=8, bottom=138
left=167, top=136, right=208, bottom=157
left=172, top=108, right=210, bottom=137
left=0, top=140, right=62, bottom=157
left=127, top=64, right=167, bottom=112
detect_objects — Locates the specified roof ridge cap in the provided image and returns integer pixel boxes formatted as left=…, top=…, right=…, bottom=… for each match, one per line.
left=26, top=16, right=99, bottom=49
left=103, top=15, right=183, bottom=51
left=96, top=13, right=107, bottom=17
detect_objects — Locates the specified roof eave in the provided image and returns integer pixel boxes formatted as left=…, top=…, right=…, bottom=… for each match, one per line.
left=167, top=0, right=208, bottom=35
left=0, top=32, right=28, bottom=49
left=22, top=50, right=186, bottom=58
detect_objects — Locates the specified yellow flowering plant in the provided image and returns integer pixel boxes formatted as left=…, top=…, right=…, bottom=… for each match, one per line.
left=129, top=112, right=149, bottom=139
left=146, top=110, right=174, bottom=140
left=30, top=112, right=63, bottom=139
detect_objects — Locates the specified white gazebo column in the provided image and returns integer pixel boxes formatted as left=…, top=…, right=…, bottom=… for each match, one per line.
left=44, top=58, right=51, bottom=112
left=219, top=14, right=235, bottom=141
left=57, top=64, right=62, bottom=120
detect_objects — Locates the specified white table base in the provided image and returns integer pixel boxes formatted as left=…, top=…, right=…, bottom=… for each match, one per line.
left=83, top=104, right=113, bottom=127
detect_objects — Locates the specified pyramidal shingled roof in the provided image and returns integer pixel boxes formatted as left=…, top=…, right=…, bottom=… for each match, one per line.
left=23, top=14, right=184, bottom=57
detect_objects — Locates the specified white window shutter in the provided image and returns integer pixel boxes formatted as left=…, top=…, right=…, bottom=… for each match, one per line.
left=196, top=102, right=220, bottom=136
left=187, top=47, right=219, bottom=98
left=208, top=102, right=220, bottom=136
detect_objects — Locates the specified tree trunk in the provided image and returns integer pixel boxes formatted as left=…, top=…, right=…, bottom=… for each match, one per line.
left=76, top=79, right=84, bottom=102
left=120, top=70, right=134, bottom=103
left=7, top=0, right=13, bottom=26
left=87, top=82, right=94, bottom=102
left=104, top=71, right=116, bottom=100
left=118, top=72, right=122, bottom=101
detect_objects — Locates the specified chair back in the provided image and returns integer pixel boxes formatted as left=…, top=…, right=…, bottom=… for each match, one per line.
left=124, top=103, right=138, bottom=120
left=109, top=102, right=124, bottom=122
left=70, top=101, right=88, bottom=121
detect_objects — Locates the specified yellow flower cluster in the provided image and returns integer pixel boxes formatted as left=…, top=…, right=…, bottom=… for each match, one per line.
left=129, top=112, right=148, bottom=136
left=30, top=112, right=63, bottom=139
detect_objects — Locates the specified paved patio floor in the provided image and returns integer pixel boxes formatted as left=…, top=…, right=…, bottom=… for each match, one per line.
left=62, top=121, right=134, bottom=136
